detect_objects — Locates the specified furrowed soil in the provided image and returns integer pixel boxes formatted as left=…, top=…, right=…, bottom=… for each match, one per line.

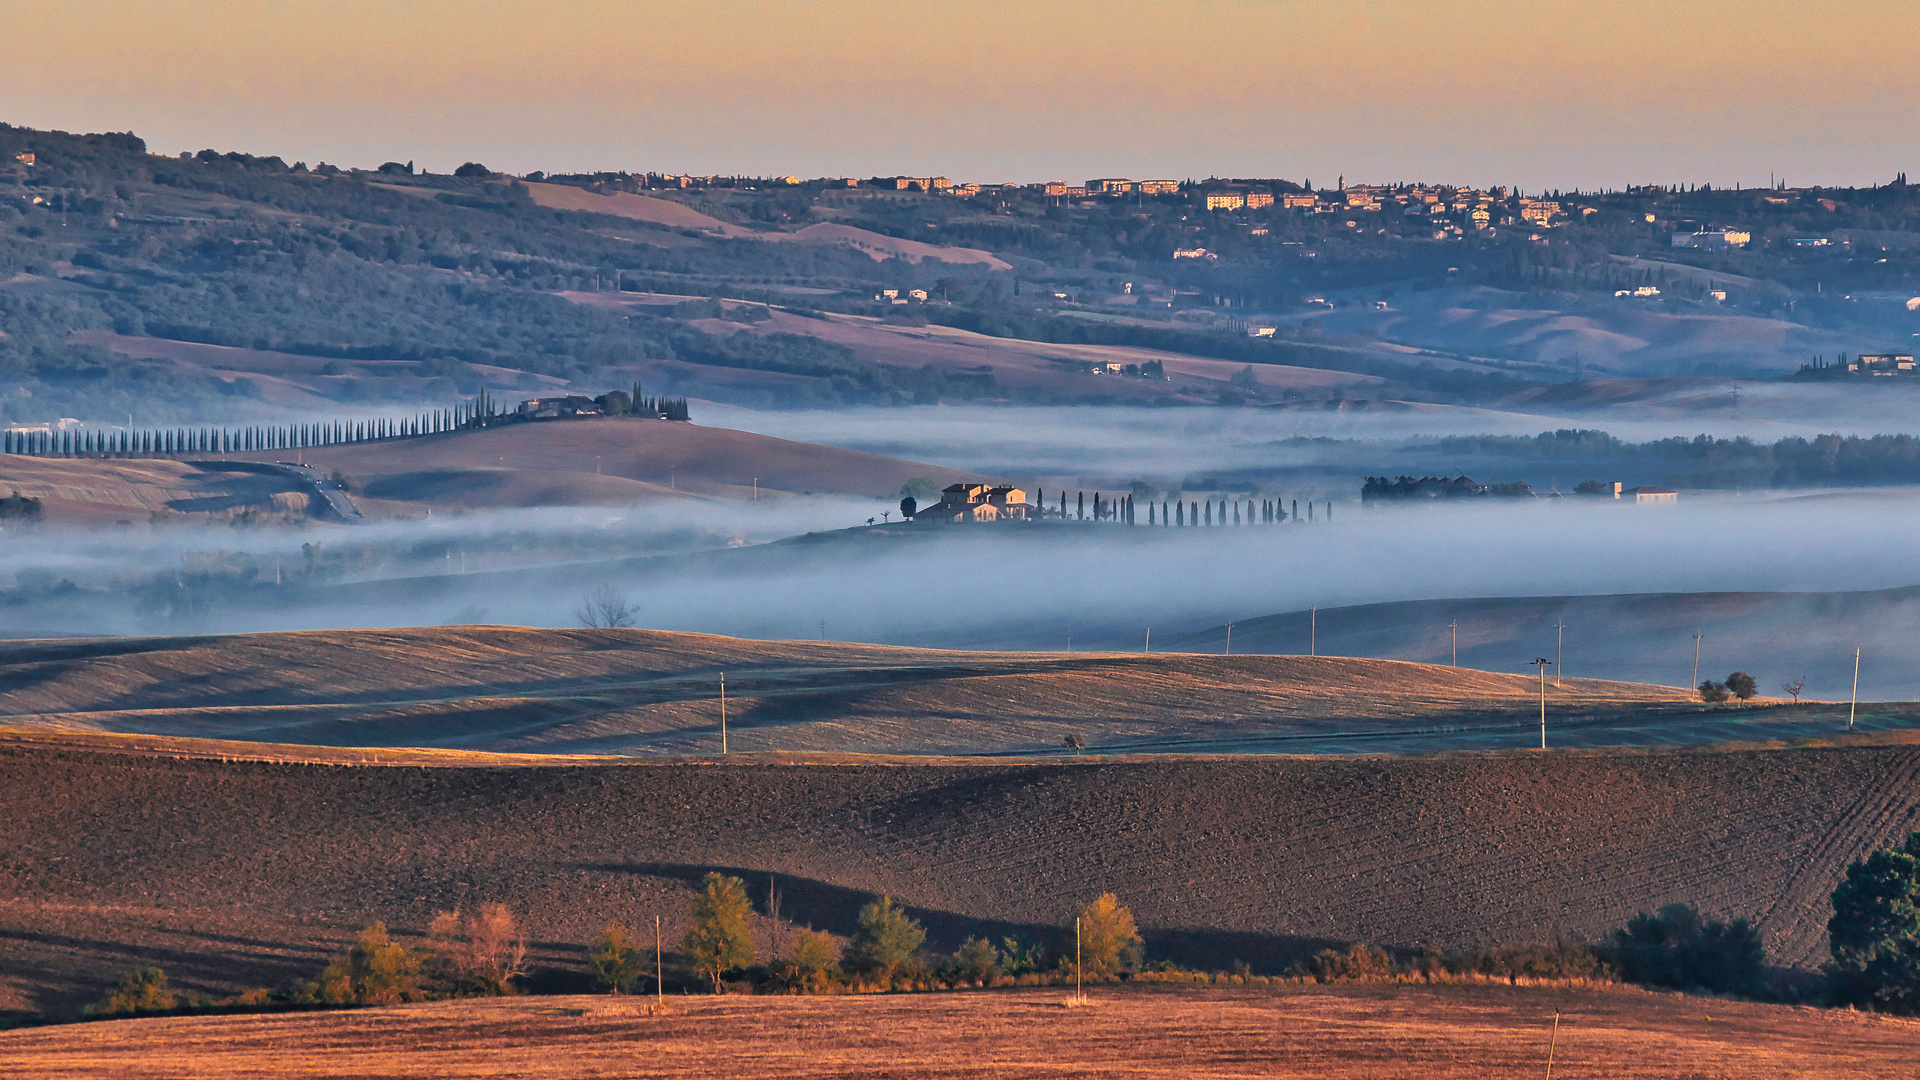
left=7, top=983, right=1920, bottom=1079
left=6, top=739, right=1920, bottom=1024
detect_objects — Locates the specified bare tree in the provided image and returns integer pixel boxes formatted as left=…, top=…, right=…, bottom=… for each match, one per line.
left=576, top=585, right=637, bottom=628
left=1783, top=677, right=1806, bottom=704
left=428, top=903, right=529, bottom=996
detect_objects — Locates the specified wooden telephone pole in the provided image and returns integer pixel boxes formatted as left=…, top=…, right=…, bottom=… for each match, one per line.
left=1531, top=658, right=1553, bottom=749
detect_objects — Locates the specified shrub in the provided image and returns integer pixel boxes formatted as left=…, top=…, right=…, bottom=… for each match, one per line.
left=948, top=936, right=1001, bottom=984
left=86, top=967, right=176, bottom=1017
left=845, top=896, right=925, bottom=983
left=1070, top=894, right=1144, bottom=980
left=1607, top=903, right=1765, bottom=996
left=1699, top=680, right=1731, bottom=703
left=310, top=922, right=423, bottom=1005
left=1297, top=942, right=1397, bottom=982
left=1725, top=671, right=1758, bottom=700
left=1830, top=830, right=1920, bottom=1012
left=429, top=903, right=528, bottom=996
left=999, top=936, right=1047, bottom=976
left=589, top=923, right=650, bottom=995
left=682, top=873, right=755, bottom=993
left=766, top=929, right=843, bottom=993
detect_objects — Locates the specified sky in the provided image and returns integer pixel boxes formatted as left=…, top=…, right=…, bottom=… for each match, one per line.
left=3, top=0, right=1917, bottom=190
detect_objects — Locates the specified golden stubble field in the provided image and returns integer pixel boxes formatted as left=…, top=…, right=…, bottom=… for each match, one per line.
left=4, top=983, right=1917, bottom=1079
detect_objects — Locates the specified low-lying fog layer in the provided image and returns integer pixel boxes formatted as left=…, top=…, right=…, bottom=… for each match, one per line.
left=700, top=393, right=1920, bottom=485
left=9, top=492, right=1920, bottom=700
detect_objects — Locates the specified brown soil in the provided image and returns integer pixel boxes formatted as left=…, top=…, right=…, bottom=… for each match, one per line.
left=0, top=457, right=314, bottom=524
left=6, top=983, right=1917, bottom=1078
left=219, top=417, right=979, bottom=508
left=4, top=738, right=1920, bottom=1024
left=0, top=627, right=1697, bottom=756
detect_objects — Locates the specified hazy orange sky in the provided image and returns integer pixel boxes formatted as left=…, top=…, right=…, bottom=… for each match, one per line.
left=4, top=0, right=1916, bottom=189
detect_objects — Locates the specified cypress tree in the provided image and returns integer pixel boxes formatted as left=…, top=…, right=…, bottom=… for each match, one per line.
left=1077, top=491, right=1084, bottom=520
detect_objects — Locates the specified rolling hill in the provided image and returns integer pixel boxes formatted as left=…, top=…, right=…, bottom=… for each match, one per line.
left=0, top=626, right=1744, bottom=757
left=3, top=734, right=1920, bottom=1025
left=0, top=419, right=982, bottom=521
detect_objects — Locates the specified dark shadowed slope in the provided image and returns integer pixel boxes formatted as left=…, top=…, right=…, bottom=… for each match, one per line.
left=4, top=742, right=1920, bottom=1023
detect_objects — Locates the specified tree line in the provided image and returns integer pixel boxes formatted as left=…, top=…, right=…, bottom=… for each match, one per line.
left=85, top=829, right=1920, bottom=1022
left=1, top=385, right=689, bottom=459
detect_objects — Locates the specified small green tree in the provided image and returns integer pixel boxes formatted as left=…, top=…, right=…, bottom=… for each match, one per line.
left=589, top=923, right=650, bottom=995
left=1071, top=893, right=1145, bottom=980
left=682, top=873, right=755, bottom=993
left=317, top=922, right=423, bottom=1005
left=1830, top=831, right=1920, bottom=1011
left=767, top=928, right=843, bottom=993
left=949, top=936, right=1001, bottom=984
left=1725, top=671, right=1758, bottom=700
left=85, top=967, right=176, bottom=1017
left=846, top=895, right=925, bottom=983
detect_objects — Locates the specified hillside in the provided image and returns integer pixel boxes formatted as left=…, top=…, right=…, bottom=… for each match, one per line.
left=4, top=739, right=1920, bottom=1024
left=0, top=420, right=981, bottom=521
left=7, top=984, right=1918, bottom=1078
left=0, top=626, right=1749, bottom=757
left=1179, top=585, right=1920, bottom=701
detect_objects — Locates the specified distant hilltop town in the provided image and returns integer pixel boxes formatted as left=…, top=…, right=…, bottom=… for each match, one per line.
left=507, top=168, right=1807, bottom=248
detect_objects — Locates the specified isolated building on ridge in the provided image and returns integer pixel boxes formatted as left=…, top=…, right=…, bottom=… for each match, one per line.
left=912, top=483, right=1030, bottom=522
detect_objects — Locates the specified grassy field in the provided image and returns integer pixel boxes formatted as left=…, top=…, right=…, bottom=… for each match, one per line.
left=0, top=626, right=1747, bottom=756
left=5, top=983, right=1918, bottom=1078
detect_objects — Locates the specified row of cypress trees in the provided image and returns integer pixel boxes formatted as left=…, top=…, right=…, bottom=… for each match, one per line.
left=1034, top=490, right=1331, bottom=526
left=1, top=389, right=520, bottom=459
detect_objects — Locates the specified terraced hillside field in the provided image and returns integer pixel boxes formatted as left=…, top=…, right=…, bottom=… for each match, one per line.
left=0, top=626, right=1767, bottom=756
left=4, top=740, right=1920, bottom=1024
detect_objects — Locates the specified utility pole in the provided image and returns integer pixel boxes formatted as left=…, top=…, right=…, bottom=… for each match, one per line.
left=769, top=873, right=780, bottom=960
left=1076, top=917, right=1084, bottom=1003
left=1692, top=632, right=1701, bottom=691
left=1143, top=627, right=1150, bottom=654
left=1450, top=620, right=1457, bottom=667
left=1851, top=647, right=1861, bottom=730
left=819, top=619, right=825, bottom=641
left=1311, top=606, right=1317, bottom=657
left=655, top=914, right=663, bottom=1007
left=720, top=673, right=727, bottom=755
left=1531, top=658, right=1553, bottom=749
left=1556, top=621, right=1564, bottom=687
left=1226, top=622, right=1232, bottom=656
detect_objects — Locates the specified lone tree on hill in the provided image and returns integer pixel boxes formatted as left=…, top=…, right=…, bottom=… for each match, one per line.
left=683, top=872, right=755, bottom=992
left=1725, top=671, right=1758, bottom=700
left=1071, top=893, right=1144, bottom=980
left=1830, top=830, right=1920, bottom=1012
left=846, top=895, right=925, bottom=984
left=576, top=584, right=638, bottom=629
left=1783, top=676, right=1807, bottom=704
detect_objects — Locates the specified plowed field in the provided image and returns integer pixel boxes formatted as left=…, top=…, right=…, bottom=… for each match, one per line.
left=5, top=741, right=1920, bottom=1025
